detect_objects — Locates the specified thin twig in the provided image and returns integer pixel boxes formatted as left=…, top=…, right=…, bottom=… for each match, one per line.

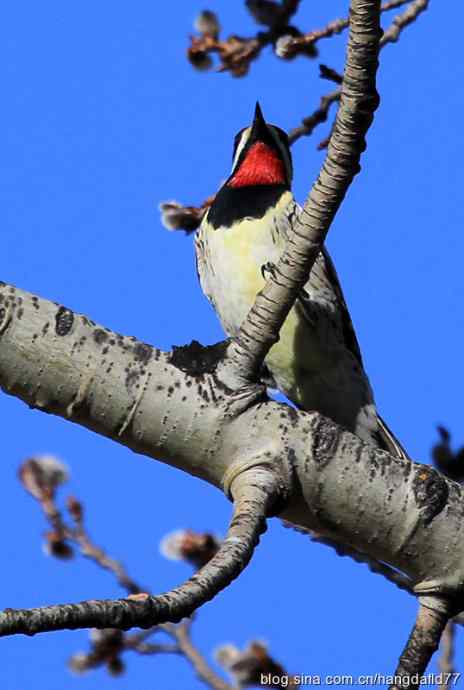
left=67, top=497, right=144, bottom=595
left=278, top=0, right=410, bottom=57
left=287, top=89, right=340, bottom=145
left=176, top=624, right=235, bottom=690
left=288, top=0, right=430, bottom=146
left=381, top=0, right=429, bottom=46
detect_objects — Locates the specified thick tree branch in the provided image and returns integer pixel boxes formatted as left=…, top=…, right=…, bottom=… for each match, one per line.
left=0, top=468, right=278, bottom=636
left=225, top=0, right=382, bottom=381
left=3, top=283, right=464, bottom=649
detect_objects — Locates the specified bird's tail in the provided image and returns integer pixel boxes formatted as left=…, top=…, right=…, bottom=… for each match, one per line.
left=376, top=414, right=410, bottom=460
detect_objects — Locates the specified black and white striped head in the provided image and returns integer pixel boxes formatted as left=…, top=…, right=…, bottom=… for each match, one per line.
left=227, top=102, right=292, bottom=189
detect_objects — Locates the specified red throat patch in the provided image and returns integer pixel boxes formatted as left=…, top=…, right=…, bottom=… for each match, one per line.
left=228, top=141, right=286, bottom=188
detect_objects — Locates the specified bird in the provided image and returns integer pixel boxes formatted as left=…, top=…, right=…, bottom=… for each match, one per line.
left=195, top=102, right=408, bottom=458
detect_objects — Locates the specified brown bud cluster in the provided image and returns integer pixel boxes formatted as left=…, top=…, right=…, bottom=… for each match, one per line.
left=160, top=529, right=221, bottom=569
left=159, top=196, right=215, bottom=234
left=69, top=629, right=126, bottom=676
left=19, top=455, right=69, bottom=501
left=216, top=641, right=293, bottom=688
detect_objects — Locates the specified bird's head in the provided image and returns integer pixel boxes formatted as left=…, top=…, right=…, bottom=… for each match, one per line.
left=227, top=103, right=292, bottom=189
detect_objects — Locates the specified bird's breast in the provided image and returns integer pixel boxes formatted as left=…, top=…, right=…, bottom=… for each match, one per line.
left=197, top=197, right=289, bottom=335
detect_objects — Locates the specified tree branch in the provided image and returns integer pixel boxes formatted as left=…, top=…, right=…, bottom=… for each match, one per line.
left=3, top=281, right=464, bottom=661
left=380, top=0, right=429, bottom=47
left=390, top=597, right=452, bottom=689
left=175, top=623, right=235, bottom=690
left=225, top=0, right=382, bottom=381
left=287, top=0, right=429, bottom=146
left=277, top=0, right=410, bottom=58
left=0, top=468, right=278, bottom=636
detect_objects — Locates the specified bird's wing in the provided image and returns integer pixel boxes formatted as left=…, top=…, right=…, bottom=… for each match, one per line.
left=280, top=202, right=410, bottom=460
left=278, top=201, right=363, bottom=367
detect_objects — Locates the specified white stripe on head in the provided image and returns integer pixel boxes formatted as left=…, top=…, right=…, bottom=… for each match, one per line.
left=231, top=127, right=252, bottom=173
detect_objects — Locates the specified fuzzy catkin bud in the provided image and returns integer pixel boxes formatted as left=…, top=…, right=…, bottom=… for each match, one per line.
left=194, top=10, right=220, bottom=38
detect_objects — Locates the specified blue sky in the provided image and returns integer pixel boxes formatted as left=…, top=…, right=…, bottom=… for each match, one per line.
left=1, top=1, right=463, bottom=689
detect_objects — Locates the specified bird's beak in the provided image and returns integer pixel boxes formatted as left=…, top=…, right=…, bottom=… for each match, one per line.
left=249, top=101, right=269, bottom=142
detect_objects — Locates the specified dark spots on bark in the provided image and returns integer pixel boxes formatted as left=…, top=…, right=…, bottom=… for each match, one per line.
left=402, top=461, right=412, bottom=479
left=55, top=307, right=74, bottom=336
left=133, top=342, right=153, bottom=365
left=42, top=322, right=50, bottom=336
left=168, top=386, right=174, bottom=395
left=109, top=339, right=116, bottom=346
left=31, top=296, right=40, bottom=310
left=156, top=384, right=164, bottom=391
left=126, top=370, right=140, bottom=391
left=8, top=286, right=15, bottom=294
left=169, top=339, right=229, bottom=377
left=17, top=308, right=23, bottom=320
left=285, top=405, right=299, bottom=428
left=352, top=442, right=363, bottom=464
left=412, top=465, right=449, bottom=526
left=102, top=346, right=109, bottom=355
left=0, top=307, right=5, bottom=324
left=310, top=415, right=340, bottom=469
left=287, top=447, right=297, bottom=470
left=93, top=329, right=108, bottom=345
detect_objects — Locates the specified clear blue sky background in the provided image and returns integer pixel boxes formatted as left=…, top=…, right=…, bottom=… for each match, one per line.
left=1, top=2, right=463, bottom=689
